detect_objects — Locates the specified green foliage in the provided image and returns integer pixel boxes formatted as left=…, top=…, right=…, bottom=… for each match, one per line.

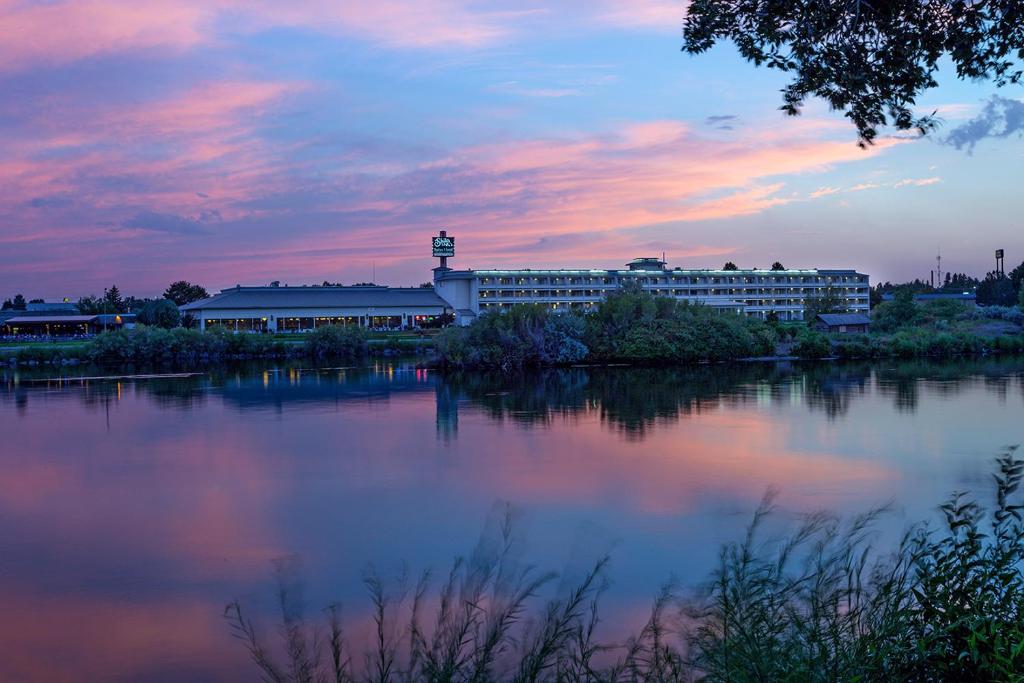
left=76, top=295, right=103, bottom=315
left=136, top=299, right=181, bottom=329
left=978, top=272, right=1018, bottom=306
left=722, top=261, right=738, bottom=271
left=437, top=294, right=779, bottom=369
left=163, top=280, right=209, bottom=306
left=1019, top=285, right=1024, bottom=311
left=103, top=285, right=127, bottom=313
left=304, top=325, right=368, bottom=359
left=793, top=329, right=831, bottom=358
left=770, top=261, right=785, bottom=271
left=871, top=289, right=919, bottom=332
left=81, top=326, right=290, bottom=364
left=683, top=0, right=1022, bottom=145
left=802, top=285, right=843, bottom=321
left=436, top=305, right=588, bottom=370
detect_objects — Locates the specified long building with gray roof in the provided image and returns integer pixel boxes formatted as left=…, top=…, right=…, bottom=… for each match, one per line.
left=180, top=285, right=451, bottom=332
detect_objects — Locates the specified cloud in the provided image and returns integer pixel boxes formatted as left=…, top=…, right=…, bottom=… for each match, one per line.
left=704, top=114, right=738, bottom=131
left=0, top=0, right=525, bottom=72
left=893, top=177, right=941, bottom=188
left=593, top=0, right=687, bottom=29
left=946, top=95, right=1024, bottom=153
left=120, top=211, right=213, bottom=235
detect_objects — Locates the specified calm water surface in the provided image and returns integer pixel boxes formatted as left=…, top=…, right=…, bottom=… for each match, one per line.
left=1, top=359, right=1023, bottom=681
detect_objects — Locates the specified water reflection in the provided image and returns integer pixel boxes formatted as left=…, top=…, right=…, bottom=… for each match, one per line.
left=0, top=358, right=1022, bottom=681
left=5, top=358, right=1023, bottom=436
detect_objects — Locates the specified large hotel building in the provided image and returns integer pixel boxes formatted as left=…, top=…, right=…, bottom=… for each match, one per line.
left=168, top=236, right=869, bottom=332
left=434, top=256, right=870, bottom=326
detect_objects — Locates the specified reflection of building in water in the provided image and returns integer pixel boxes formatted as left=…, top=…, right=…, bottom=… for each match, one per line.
left=434, top=256, right=870, bottom=326
left=435, top=382, right=458, bottom=440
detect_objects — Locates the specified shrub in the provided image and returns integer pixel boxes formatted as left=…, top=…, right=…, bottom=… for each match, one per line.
left=304, top=325, right=368, bottom=359
left=793, top=330, right=831, bottom=358
left=136, top=299, right=181, bottom=328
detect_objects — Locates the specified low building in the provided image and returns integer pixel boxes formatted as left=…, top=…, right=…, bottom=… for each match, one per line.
left=180, top=285, right=451, bottom=332
left=881, top=292, right=977, bottom=306
left=814, top=313, right=871, bottom=334
left=434, top=257, right=870, bottom=325
left=1, top=314, right=133, bottom=336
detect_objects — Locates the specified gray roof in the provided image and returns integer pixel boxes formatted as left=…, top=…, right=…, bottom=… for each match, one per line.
left=181, top=286, right=449, bottom=311
left=816, top=313, right=871, bottom=326
left=3, top=315, right=97, bottom=323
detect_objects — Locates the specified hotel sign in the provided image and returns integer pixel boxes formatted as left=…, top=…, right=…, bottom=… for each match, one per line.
left=432, top=235, right=455, bottom=258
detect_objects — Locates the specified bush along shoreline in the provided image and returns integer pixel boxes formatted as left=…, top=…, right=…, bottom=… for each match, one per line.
left=435, top=290, right=778, bottom=370
left=434, top=290, right=1024, bottom=369
left=3, top=324, right=375, bottom=367
left=229, top=448, right=1024, bottom=682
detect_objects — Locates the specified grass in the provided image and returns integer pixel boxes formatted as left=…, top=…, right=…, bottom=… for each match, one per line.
left=228, top=448, right=1024, bottom=682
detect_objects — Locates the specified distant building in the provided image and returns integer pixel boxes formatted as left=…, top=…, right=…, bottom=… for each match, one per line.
left=180, top=285, right=451, bottom=332
left=813, top=313, right=871, bottom=334
left=881, top=292, right=977, bottom=306
left=26, top=301, right=78, bottom=314
left=1, top=314, right=134, bottom=336
left=434, top=257, right=870, bottom=326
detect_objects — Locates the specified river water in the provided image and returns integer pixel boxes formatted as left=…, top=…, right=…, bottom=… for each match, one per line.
left=1, top=359, right=1023, bottom=681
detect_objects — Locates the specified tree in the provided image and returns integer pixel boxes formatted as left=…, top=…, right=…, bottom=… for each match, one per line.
left=163, top=280, right=209, bottom=306
left=682, top=0, right=1024, bottom=145
left=722, top=262, right=738, bottom=271
left=1010, top=261, right=1024, bottom=292
left=29, top=298, right=44, bottom=304
left=103, top=285, right=126, bottom=313
left=1, top=299, right=11, bottom=310
left=1019, top=284, right=1024, bottom=311
left=803, top=285, right=842, bottom=320
left=76, top=295, right=103, bottom=315
left=137, top=298, right=181, bottom=329
left=11, top=294, right=26, bottom=310
left=771, top=261, right=785, bottom=271
left=977, top=272, right=1016, bottom=306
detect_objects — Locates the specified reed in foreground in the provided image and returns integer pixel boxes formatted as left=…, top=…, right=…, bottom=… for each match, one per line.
left=228, top=447, right=1024, bottom=682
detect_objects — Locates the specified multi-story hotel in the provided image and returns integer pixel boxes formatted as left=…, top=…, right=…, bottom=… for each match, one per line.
left=434, top=256, right=870, bottom=326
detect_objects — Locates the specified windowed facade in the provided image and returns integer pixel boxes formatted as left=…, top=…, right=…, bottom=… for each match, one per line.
left=435, top=265, right=870, bottom=323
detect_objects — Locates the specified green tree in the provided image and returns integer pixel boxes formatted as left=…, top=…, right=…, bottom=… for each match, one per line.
left=1010, top=261, right=1024, bottom=292
left=163, top=280, right=209, bottom=306
left=771, top=261, right=785, bottom=271
left=977, top=272, right=1016, bottom=306
left=722, top=261, right=738, bottom=271
left=11, top=294, right=26, bottom=310
left=683, top=0, right=1024, bottom=145
left=803, top=285, right=842, bottom=320
left=137, top=298, right=182, bottom=329
left=76, top=295, right=103, bottom=315
left=103, top=285, right=126, bottom=313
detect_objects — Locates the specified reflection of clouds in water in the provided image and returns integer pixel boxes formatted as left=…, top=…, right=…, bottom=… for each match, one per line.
left=0, top=358, right=1022, bottom=679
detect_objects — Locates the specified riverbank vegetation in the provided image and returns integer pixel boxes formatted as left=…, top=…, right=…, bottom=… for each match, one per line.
left=229, top=448, right=1024, bottom=682
left=3, top=324, right=372, bottom=366
left=435, top=289, right=777, bottom=370
left=811, top=293, right=1024, bottom=361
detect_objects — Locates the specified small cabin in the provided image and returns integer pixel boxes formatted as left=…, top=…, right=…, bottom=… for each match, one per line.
left=814, top=313, right=871, bottom=334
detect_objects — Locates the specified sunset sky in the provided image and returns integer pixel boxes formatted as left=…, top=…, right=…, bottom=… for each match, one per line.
left=2, top=0, right=1022, bottom=298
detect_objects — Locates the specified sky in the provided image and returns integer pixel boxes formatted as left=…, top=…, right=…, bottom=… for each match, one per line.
left=1, top=0, right=1022, bottom=299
